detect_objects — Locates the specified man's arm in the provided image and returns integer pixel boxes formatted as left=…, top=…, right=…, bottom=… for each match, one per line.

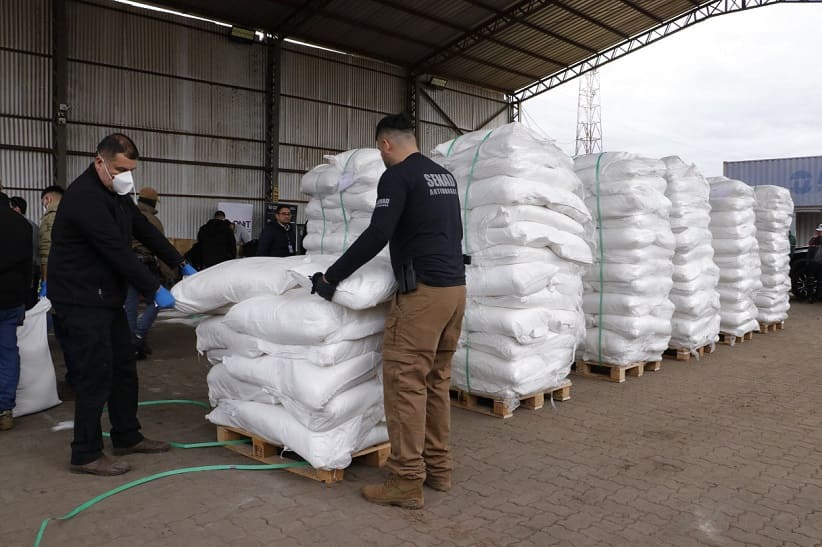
left=65, top=195, right=162, bottom=298
left=324, top=172, right=406, bottom=283
left=39, top=211, right=54, bottom=279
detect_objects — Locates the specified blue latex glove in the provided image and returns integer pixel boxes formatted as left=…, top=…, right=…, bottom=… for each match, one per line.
left=154, top=286, right=175, bottom=309
left=38, top=281, right=47, bottom=298
left=180, top=263, right=197, bottom=277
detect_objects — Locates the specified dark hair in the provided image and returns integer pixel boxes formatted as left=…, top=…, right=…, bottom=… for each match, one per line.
left=97, top=133, right=139, bottom=160
left=275, top=204, right=292, bottom=214
left=138, top=197, right=157, bottom=208
left=41, top=185, right=64, bottom=199
left=375, top=113, right=414, bottom=141
left=214, top=210, right=226, bottom=219
left=10, top=196, right=27, bottom=214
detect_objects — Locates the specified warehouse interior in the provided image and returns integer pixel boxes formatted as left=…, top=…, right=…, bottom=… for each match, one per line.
left=3, top=0, right=807, bottom=239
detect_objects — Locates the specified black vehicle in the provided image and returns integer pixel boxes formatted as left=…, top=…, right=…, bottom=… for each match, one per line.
left=790, top=245, right=815, bottom=300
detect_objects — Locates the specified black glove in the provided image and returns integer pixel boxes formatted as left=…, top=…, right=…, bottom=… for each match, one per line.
left=310, top=272, right=337, bottom=302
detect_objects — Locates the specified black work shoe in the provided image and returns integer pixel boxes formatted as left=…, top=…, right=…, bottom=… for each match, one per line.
left=135, top=336, right=152, bottom=355
left=112, top=437, right=171, bottom=455
left=70, top=454, right=131, bottom=476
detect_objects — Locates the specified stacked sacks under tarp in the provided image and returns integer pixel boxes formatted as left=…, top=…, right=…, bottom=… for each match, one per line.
left=301, top=149, right=385, bottom=255
left=753, top=185, right=794, bottom=324
left=663, top=156, right=721, bottom=353
left=707, top=176, right=762, bottom=337
left=431, top=123, right=592, bottom=410
left=173, top=253, right=396, bottom=470
left=574, top=152, right=676, bottom=365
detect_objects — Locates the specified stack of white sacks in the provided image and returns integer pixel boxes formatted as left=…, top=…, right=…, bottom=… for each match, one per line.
left=707, top=176, right=762, bottom=337
left=431, top=123, right=592, bottom=409
left=753, top=185, right=794, bottom=324
left=301, top=149, right=385, bottom=254
left=574, top=152, right=676, bottom=365
left=663, top=156, right=721, bottom=353
left=177, top=149, right=396, bottom=470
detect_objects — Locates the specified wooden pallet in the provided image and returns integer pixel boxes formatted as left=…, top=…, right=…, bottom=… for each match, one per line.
left=573, top=360, right=661, bottom=383
left=757, top=321, right=784, bottom=333
left=216, top=425, right=389, bottom=484
left=662, top=343, right=716, bottom=362
left=718, top=331, right=755, bottom=346
left=449, top=379, right=572, bottom=419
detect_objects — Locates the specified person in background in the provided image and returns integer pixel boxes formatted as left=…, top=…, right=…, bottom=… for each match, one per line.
left=38, top=185, right=76, bottom=396
left=0, top=191, right=33, bottom=431
left=807, top=224, right=822, bottom=303
left=231, top=221, right=252, bottom=247
left=257, top=205, right=296, bottom=257
left=125, top=187, right=172, bottom=360
left=49, top=133, right=196, bottom=476
left=311, top=113, right=466, bottom=509
left=186, top=210, right=236, bottom=269
left=9, top=196, right=40, bottom=309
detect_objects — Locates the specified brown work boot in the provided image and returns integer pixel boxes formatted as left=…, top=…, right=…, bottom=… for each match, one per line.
left=70, top=454, right=131, bottom=476
left=0, top=410, right=13, bottom=431
left=424, top=474, right=451, bottom=492
left=112, top=437, right=171, bottom=455
left=362, top=474, right=424, bottom=509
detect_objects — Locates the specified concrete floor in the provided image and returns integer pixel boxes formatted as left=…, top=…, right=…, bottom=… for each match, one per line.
left=2, top=302, right=821, bottom=547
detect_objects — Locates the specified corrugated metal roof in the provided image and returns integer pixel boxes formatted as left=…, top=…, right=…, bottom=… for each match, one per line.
left=144, top=0, right=716, bottom=94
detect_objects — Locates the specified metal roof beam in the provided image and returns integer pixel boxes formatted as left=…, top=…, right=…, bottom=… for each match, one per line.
left=272, top=0, right=335, bottom=36
left=553, top=1, right=630, bottom=40
left=461, top=0, right=599, bottom=54
left=512, top=0, right=820, bottom=103
left=411, top=0, right=563, bottom=71
left=377, top=0, right=565, bottom=68
left=418, top=87, right=465, bottom=136
left=616, top=0, right=664, bottom=24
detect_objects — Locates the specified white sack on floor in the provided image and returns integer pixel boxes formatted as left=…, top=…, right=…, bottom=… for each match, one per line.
left=14, top=298, right=60, bottom=417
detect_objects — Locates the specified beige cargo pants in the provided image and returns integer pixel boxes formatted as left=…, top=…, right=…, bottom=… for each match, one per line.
left=381, top=282, right=466, bottom=482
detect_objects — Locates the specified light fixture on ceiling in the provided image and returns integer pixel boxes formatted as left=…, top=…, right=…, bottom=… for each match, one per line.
left=428, top=75, right=448, bottom=89
left=229, top=26, right=256, bottom=43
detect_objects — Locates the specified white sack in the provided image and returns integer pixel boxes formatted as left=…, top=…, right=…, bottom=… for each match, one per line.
left=14, top=298, right=60, bottom=417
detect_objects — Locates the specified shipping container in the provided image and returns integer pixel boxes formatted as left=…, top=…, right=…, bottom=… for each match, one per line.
left=724, top=155, right=822, bottom=245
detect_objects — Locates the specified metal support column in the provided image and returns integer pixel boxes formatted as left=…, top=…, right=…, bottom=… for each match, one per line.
left=265, top=38, right=282, bottom=206
left=52, top=0, right=68, bottom=187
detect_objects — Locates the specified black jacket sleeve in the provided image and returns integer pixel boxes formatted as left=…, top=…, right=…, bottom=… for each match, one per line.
left=65, top=193, right=162, bottom=299
left=131, top=202, right=184, bottom=270
left=324, top=171, right=406, bottom=283
left=257, top=223, right=274, bottom=257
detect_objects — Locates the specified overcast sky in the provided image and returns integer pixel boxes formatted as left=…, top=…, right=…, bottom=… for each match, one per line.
left=520, top=3, right=822, bottom=177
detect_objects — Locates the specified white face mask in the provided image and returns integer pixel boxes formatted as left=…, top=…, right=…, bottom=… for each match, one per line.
left=101, top=158, right=135, bottom=196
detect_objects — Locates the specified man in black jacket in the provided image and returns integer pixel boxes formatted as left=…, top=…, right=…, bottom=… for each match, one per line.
left=257, top=205, right=296, bottom=257
left=49, top=134, right=193, bottom=476
left=186, top=211, right=236, bottom=269
left=0, top=192, right=33, bottom=431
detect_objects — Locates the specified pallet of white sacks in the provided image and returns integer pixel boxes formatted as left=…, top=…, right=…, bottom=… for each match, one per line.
left=216, top=425, right=390, bottom=484
left=573, top=360, right=661, bottom=383
left=449, top=380, right=572, bottom=419
left=662, top=343, right=715, bottom=362
left=718, top=331, right=755, bottom=346
left=756, top=321, right=784, bottom=334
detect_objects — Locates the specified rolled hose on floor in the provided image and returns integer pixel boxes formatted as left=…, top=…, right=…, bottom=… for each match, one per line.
left=34, top=399, right=309, bottom=547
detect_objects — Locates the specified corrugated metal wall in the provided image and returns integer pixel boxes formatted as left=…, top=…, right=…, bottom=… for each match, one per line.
left=724, top=155, right=822, bottom=209
left=0, top=0, right=52, bottom=226
left=416, top=79, right=509, bottom=157
left=3, top=1, right=512, bottom=236
left=795, top=212, right=822, bottom=247
left=277, top=43, right=406, bottom=224
left=65, top=0, right=267, bottom=238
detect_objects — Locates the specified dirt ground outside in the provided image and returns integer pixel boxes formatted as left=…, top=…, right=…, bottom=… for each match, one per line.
left=2, top=302, right=821, bottom=547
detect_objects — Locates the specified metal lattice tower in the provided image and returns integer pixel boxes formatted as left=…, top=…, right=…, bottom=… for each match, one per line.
left=575, top=69, right=602, bottom=156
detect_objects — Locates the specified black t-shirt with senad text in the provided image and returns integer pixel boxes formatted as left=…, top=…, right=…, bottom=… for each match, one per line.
left=325, top=152, right=465, bottom=287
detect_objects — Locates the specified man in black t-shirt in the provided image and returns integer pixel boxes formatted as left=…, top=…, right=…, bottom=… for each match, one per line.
left=312, top=114, right=466, bottom=509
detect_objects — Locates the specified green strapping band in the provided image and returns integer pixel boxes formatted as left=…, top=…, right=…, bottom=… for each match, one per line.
left=319, top=199, right=327, bottom=254
left=445, top=135, right=460, bottom=157
left=35, top=399, right=310, bottom=547
left=461, top=130, right=495, bottom=394
left=339, top=191, right=349, bottom=251
left=595, top=153, right=606, bottom=366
